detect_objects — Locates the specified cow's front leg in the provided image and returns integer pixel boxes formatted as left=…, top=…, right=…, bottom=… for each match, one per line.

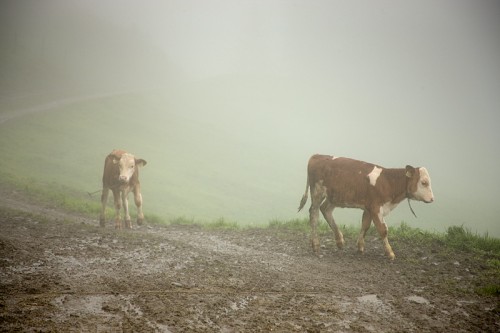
left=121, top=189, right=132, bottom=229
left=133, top=185, right=144, bottom=226
left=112, top=189, right=122, bottom=229
left=371, top=207, right=395, bottom=260
left=357, top=210, right=372, bottom=253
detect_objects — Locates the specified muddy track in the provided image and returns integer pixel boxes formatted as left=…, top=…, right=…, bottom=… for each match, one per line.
left=0, top=194, right=498, bottom=332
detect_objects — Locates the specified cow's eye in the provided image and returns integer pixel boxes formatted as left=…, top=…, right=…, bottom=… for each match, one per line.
left=421, top=181, right=428, bottom=187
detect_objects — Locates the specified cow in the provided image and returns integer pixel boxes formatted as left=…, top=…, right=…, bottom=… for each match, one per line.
left=298, top=154, right=434, bottom=260
left=99, top=149, right=147, bottom=229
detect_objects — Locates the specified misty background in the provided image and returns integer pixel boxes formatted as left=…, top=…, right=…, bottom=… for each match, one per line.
left=1, top=0, right=499, bottom=236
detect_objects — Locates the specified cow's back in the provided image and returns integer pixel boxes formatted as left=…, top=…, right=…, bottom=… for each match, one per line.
left=308, top=155, right=378, bottom=207
left=309, top=155, right=375, bottom=185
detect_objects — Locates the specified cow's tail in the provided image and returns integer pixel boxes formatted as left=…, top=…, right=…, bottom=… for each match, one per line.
left=298, top=174, right=310, bottom=212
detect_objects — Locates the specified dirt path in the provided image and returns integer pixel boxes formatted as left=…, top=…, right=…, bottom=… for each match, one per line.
left=0, top=194, right=498, bottom=332
left=0, top=89, right=141, bottom=124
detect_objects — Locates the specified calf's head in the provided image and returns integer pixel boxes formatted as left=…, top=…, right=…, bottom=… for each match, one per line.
left=113, top=153, right=147, bottom=184
left=405, top=166, right=434, bottom=203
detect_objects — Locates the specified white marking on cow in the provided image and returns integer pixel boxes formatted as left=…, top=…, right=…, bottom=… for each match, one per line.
left=368, top=166, right=383, bottom=186
left=118, top=153, right=136, bottom=183
left=413, top=167, right=434, bottom=203
left=377, top=207, right=385, bottom=221
left=381, top=201, right=398, bottom=217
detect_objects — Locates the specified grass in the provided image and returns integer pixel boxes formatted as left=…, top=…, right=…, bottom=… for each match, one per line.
left=445, top=225, right=500, bottom=254
left=268, top=217, right=364, bottom=241
left=476, top=285, right=500, bottom=296
left=169, top=216, right=240, bottom=230
left=0, top=171, right=101, bottom=215
left=0, top=93, right=300, bottom=224
left=7, top=171, right=497, bottom=256
left=3, top=171, right=499, bottom=256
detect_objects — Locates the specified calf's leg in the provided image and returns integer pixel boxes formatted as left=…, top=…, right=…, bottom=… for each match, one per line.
left=371, top=207, right=395, bottom=260
left=309, top=181, right=326, bottom=255
left=121, top=189, right=132, bottom=229
left=112, top=189, right=122, bottom=229
left=357, top=210, right=372, bottom=253
left=320, top=200, right=344, bottom=249
left=133, top=185, right=144, bottom=226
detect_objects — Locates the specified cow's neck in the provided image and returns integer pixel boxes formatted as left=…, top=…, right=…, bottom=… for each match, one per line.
left=383, top=168, right=408, bottom=204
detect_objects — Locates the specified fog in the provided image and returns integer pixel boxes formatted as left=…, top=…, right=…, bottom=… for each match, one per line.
left=1, top=1, right=500, bottom=236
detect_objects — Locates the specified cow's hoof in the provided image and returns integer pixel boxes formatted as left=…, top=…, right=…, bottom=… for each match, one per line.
left=137, top=218, right=144, bottom=226
left=311, top=240, right=320, bottom=255
left=356, top=239, right=365, bottom=253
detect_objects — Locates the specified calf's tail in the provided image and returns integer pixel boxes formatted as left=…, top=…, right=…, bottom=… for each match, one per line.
left=298, top=174, right=310, bottom=212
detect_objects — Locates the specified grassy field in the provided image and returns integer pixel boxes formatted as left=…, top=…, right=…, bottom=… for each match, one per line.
left=0, top=91, right=303, bottom=225
left=2, top=166, right=499, bottom=256
left=1, top=90, right=498, bottom=236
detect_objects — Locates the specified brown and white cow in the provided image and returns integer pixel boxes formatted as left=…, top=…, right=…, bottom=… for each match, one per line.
left=99, top=149, right=147, bottom=229
left=298, top=154, right=434, bottom=260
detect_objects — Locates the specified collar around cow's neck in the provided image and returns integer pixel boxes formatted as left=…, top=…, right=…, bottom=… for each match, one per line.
left=405, top=175, right=418, bottom=218
left=407, top=198, right=417, bottom=218
left=406, top=187, right=417, bottom=218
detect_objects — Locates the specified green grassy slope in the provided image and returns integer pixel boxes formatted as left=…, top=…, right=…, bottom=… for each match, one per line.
left=0, top=88, right=305, bottom=224
left=1, top=80, right=498, bottom=236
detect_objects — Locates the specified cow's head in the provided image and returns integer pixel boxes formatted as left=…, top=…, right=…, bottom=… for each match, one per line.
left=113, top=153, right=147, bottom=184
left=405, top=166, right=434, bottom=203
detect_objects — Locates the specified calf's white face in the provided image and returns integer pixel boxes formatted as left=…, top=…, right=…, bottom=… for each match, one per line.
left=412, top=167, right=434, bottom=203
left=115, top=153, right=136, bottom=183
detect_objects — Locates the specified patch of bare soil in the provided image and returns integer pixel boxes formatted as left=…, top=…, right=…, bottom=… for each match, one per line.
left=0, top=195, right=498, bottom=332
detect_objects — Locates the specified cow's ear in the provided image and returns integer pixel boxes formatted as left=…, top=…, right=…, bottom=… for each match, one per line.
left=405, top=165, right=415, bottom=178
left=136, top=159, right=147, bottom=167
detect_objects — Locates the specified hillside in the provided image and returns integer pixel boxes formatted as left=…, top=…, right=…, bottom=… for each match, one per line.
left=0, top=86, right=308, bottom=224
left=1, top=81, right=498, bottom=235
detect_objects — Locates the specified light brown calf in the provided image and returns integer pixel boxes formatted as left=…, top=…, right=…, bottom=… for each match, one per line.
left=100, top=149, right=147, bottom=229
left=298, top=154, right=434, bottom=259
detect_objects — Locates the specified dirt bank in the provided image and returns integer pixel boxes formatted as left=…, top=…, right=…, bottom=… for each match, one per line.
left=0, top=195, right=498, bottom=332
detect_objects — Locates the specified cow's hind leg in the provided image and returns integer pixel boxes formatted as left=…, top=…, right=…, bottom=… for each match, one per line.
left=371, top=208, right=395, bottom=260
left=357, top=210, right=372, bottom=253
left=100, top=188, right=109, bottom=227
left=309, top=180, right=326, bottom=255
left=320, top=200, right=344, bottom=249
